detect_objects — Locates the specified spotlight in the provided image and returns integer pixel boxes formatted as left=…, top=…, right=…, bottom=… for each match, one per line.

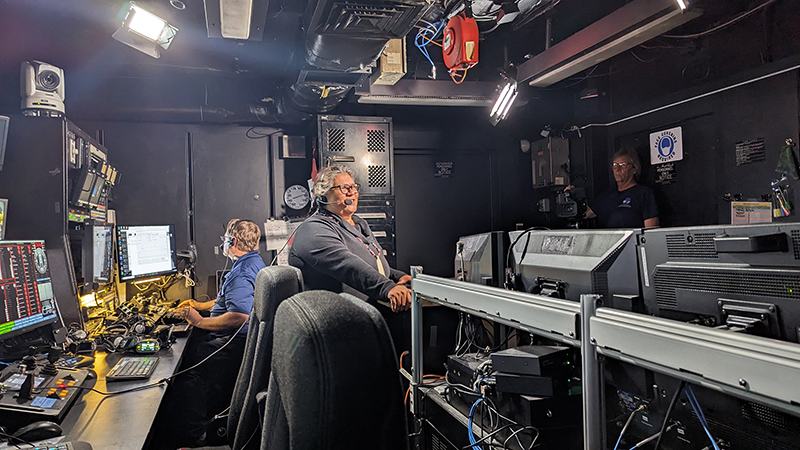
left=112, top=2, right=178, bottom=58
left=489, top=79, right=518, bottom=126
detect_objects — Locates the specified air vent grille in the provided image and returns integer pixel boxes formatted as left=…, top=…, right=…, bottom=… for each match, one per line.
left=792, top=230, right=800, bottom=260
left=368, top=165, right=387, bottom=188
left=741, top=401, right=800, bottom=434
left=322, top=2, right=425, bottom=37
left=653, top=267, right=800, bottom=308
left=665, top=233, right=718, bottom=259
left=367, top=129, right=386, bottom=152
left=327, top=128, right=346, bottom=152
left=691, top=403, right=800, bottom=450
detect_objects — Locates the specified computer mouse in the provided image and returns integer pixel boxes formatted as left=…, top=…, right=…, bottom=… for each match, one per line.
left=12, top=420, right=62, bottom=442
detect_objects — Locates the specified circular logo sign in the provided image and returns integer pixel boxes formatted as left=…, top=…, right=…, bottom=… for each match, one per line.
left=655, top=131, right=678, bottom=162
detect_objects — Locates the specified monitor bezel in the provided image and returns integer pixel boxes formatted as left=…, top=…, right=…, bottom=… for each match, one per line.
left=82, top=223, right=114, bottom=288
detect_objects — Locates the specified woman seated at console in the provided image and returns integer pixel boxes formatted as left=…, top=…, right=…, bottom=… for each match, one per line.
left=289, top=164, right=411, bottom=312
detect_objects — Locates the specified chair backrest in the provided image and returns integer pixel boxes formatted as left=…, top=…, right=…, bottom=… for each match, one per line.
left=228, top=265, right=303, bottom=450
left=261, top=290, right=409, bottom=450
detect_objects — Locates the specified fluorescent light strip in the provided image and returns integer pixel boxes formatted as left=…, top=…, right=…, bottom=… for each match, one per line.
left=676, top=0, right=687, bottom=10
left=491, top=83, right=514, bottom=117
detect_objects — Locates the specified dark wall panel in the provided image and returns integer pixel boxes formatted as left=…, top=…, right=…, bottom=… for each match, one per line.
left=597, top=69, right=799, bottom=227
left=191, top=126, right=270, bottom=298
left=395, top=151, right=494, bottom=277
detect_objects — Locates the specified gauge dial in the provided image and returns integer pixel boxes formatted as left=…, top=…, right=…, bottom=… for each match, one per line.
left=283, top=184, right=310, bottom=210
left=34, top=247, right=48, bottom=274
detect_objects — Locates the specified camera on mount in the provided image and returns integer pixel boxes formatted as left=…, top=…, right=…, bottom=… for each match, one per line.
left=556, top=187, right=586, bottom=218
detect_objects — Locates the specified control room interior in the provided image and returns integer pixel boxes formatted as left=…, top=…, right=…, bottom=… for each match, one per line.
left=0, top=0, right=799, bottom=449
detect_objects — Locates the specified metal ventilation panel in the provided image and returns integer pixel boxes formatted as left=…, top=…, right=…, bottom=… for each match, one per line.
left=318, top=115, right=393, bottom=195
left=308, top=0, right=431, bottom=38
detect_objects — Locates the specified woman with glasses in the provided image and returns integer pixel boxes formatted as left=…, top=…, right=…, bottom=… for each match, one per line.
left=289, top=164, right=412, bottom=312
left=585, top=149, right=659, bottom=228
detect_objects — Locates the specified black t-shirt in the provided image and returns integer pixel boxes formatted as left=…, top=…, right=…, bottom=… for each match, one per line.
left=589, top=184, right=659, bottom=228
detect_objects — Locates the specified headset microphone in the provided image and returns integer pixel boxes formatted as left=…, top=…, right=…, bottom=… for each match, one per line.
left=318, top=198, right=354, bottom=206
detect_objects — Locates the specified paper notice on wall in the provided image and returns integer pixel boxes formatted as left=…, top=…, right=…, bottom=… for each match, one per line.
left=264, top=219, right=300, bottom=264
left=731, top=201, right=772, bottom=225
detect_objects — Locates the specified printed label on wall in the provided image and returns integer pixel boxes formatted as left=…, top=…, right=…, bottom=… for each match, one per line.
left=734, top=138, right=766, bottom=166
left=434, top=161, right=454, bottom=178
left=650, top=126, right=683, bottom=164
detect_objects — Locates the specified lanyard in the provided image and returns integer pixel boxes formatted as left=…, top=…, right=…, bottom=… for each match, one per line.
left=320, top=211, right=386, bottom=276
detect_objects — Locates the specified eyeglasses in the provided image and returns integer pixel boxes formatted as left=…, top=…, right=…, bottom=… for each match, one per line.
left=611, top=162, right=632, bottom=168
left=330, top=183, right=361, bottom=195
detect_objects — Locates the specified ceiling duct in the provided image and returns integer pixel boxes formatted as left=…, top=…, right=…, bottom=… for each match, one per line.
left=304, top=0, right=432, bottom=71
left=517, top=0, right=702, bottom=87
left=355, top=79, right=522, bottom=107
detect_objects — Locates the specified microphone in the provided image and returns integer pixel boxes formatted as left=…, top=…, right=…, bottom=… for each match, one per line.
left=319, top=198, right=354, bottom=205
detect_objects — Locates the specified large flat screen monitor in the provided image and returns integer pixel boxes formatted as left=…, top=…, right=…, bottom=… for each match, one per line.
left=0, top=241, right=59, bottom=339
left=117, top=225, right=177, bottom=281
left=82, top=224, right=113, bottom=287
left=639, top=223, right=800, bottom=342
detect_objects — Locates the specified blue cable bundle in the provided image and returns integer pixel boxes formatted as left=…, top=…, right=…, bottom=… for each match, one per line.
left=415, top=20, right=444, bottom=70
left=468, top=397, right=484, bottom=450
left=685, top=385, right=722, bottom=450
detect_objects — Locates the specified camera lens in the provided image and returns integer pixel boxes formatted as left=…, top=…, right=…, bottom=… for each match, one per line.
left=37, top=70, right=60, bottom=91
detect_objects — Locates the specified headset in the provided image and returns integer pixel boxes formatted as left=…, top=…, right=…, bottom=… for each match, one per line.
left=220, top=219, right=244, bottom=252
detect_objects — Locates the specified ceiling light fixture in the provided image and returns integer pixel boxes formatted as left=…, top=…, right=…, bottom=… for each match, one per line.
left=489, top=78, right=518, bottom=126
left=676, top=0, right=688, bottom=10
left=220, top=0, right=253, bottom=39
left=112, top=2, right=178, bottom=58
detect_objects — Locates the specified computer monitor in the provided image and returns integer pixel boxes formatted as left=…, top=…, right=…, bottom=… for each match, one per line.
left=508, top=229, right=641, bottom=305
left=454, top=231, right=507, bottom=288
left=639, top=223, right=800, bottom=342
left=71, top=169, right=97, bottom=207
left=82, top=224, right=113, bottom=288
left=0, top=241, right=60, bottom=340
left=116, top=225, right=178, bottom=281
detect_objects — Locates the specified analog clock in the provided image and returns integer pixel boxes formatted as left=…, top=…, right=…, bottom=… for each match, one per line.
left=283, top=184, right=310, bottom=210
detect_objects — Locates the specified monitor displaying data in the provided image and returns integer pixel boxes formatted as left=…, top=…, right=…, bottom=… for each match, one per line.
left=117, top=225, right=177, bottom=281
left=0, top=241, right=59, bottom=339
left=85, top=224, right=113, bottom=284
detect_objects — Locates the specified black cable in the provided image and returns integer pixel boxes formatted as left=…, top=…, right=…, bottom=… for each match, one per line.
left=0, top=428, right=31, bottom=448
left=653, top=379, right=686, bottom=450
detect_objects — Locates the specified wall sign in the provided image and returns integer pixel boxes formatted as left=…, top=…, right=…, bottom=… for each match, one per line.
left=655, top=162, right=677, bottom=184
left=434, top=161, right=453, bottom=178
left=734, top=138, right=766, bottom=166
left=650, top=126, right=683, bottom=164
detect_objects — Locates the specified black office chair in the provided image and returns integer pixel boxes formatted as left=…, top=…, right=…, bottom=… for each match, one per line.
left=226, top=265, right=303, bottom=450
left=260, top=291, right=409, bottom=450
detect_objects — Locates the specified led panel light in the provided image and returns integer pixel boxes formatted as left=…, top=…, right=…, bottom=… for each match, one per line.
left=112, top=2, right=178, bottom=58
left=128, top=5, right=168, bottom=40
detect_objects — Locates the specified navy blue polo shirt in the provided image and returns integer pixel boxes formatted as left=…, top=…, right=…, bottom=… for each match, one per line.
left=589, top=184, right=659, bottom=228
left=210, top=250, right=266, bottom=336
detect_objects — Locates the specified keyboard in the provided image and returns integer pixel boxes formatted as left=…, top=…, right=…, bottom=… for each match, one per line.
left=32, top=442, right=93, bottom=450
left=105, top=356, right=159, bottom=381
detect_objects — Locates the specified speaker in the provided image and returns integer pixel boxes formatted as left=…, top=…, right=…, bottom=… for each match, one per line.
left=20, top=60, right=65, bottom=116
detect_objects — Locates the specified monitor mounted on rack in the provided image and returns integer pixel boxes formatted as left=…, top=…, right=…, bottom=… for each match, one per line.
left=116, top=224, right=177, bottom=281
left=454, top=231, right=507, bottom=288
left=639, top=223, right=800, bottom=343
left=81, top=224, right=114, bottom=293
left=0, top=241, right=60, bottom=340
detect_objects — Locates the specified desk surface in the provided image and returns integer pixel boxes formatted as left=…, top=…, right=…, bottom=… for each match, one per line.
left=58, top=338, right=187, bottom=449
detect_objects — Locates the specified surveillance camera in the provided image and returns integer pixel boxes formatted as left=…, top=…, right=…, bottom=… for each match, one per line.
left=20, top=60, right=65, bottom=116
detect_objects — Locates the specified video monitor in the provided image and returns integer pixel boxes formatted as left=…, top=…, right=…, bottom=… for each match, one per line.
left=82, top=224, right=113, bottom=287
left=71, top=169, right=97, bottom=207
left=508, top=229, right=641, bottom=305
left=88, top=175, right=105, bottom=207
left=639, top=223, right=800, bottom=342
left=454, top=231, right=507, bottom=288
left=0, top=241, right=59, bottom=339
left=117, top=225, right=177, bottom=281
